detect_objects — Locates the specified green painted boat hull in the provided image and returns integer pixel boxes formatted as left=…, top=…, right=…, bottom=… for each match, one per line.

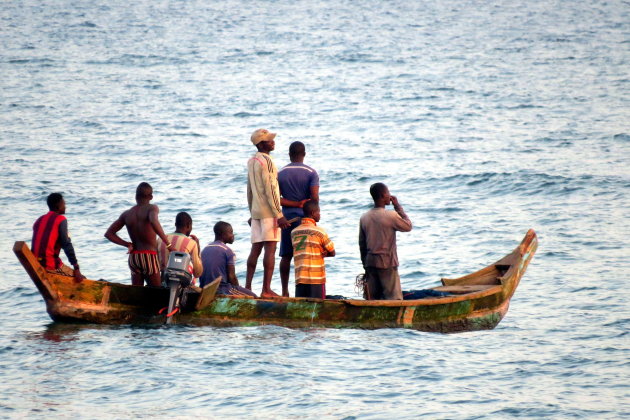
left=13, top=229, right=537, bottom=333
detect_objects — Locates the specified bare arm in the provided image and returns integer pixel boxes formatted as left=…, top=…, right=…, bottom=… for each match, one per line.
left=104, top=213, right=133, bottom=252
left=281, top=197, right=309, bottom=208
left=227, top=264, right=239, bottom=286
left=148, top=205, right=171, bottom=246
left=309, top=185, right=319, bottom=203
left=280, top=186, right=319, bottom=208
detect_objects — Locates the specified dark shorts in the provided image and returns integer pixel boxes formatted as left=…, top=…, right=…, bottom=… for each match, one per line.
left=279, top=218, right=301, bottom=257
left=128, top=251, right=160, bottom=277
left=295, top=283, right=326, bottom=299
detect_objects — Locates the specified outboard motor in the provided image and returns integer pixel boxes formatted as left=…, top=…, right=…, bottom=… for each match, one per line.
left=162, top=251, right=193, bottom=324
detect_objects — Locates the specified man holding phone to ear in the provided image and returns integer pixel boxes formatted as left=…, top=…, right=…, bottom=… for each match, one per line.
left=359, top=182, right=412, bottom=300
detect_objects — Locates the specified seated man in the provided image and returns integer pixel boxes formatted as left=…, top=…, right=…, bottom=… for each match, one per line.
left=157, top=212, right=203, bottom=285
left=200, top=221, right=257, bottom=297
left=291, top=200, right=335, bottom=299
left=32, top=192, right=85, bottom=283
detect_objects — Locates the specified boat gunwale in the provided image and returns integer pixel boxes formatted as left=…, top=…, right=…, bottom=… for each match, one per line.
left=12, top=229, right=537, bottom=330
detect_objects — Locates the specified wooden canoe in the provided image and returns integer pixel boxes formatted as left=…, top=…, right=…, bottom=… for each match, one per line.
left=13, top=229, right=537, bottom=333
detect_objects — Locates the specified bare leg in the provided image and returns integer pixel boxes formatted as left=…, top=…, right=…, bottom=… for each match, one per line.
left=147, top=273, right=162, bottom=288
left=246, top=242, right=264, bottom=290
left=279, top=255, right=292, bottom=297
left=131, top=272, right=144, bottom=287
left=260, top=241, right=279, bottom=297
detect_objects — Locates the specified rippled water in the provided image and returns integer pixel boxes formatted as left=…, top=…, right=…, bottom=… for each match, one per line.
left=1, top=0, right=628, bottom=418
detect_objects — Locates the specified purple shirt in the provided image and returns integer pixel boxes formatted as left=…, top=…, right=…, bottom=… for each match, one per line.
left=200, top=240, right=235, bottom=288
left=278, top=162, right=319, bottom=218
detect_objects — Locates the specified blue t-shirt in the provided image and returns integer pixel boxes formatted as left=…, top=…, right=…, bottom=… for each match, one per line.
left=278, top=162, right=319, bottom=219
left=200, top=240, right=235, bottom=287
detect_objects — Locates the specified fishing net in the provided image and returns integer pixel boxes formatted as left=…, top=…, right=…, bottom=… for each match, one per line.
left=355, top=273, right=368, bottom=299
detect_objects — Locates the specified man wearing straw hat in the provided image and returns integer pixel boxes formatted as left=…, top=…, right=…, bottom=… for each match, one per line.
left=245, top=129, right=290, bottom=297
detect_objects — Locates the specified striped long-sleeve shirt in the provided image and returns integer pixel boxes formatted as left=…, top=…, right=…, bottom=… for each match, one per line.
left=247, top=152, right=283, bottom=219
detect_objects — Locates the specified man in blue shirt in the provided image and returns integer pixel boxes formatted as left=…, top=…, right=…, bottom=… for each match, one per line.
left=200, top=221, right=256, bottom=297
left=278, top=141, right=320, bottom=297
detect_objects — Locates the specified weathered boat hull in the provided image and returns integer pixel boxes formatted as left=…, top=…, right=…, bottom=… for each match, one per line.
left=13, top=229, right=537, bottom=333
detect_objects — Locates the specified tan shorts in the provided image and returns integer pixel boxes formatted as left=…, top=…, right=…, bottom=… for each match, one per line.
left=251, top=218, right=280, bottom=243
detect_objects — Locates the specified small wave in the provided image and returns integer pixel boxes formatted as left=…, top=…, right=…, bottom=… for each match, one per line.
left=7, top=58, right=56, bottom=65
left=159, top=132, right=204, bottom=137
left=233, top=112, right=261, bottom=118
left=613, top=133, right=630, bottom=142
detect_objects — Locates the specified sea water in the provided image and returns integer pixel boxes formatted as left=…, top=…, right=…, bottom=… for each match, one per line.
left=0, top=0, right=628, bottom=418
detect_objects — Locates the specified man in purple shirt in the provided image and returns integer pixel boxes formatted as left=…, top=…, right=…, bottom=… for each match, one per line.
left=278, top=141, right=320, bottom=297
left=200, top=221, right=256, bottom=297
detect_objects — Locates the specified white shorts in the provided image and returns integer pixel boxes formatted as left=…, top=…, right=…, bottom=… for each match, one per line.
left=251, top=218, right=281, bottom=243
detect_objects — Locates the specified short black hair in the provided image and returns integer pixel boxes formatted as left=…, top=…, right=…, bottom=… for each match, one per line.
left=214, top=221, right=232, bottom=237
left=369, top=183, right=388, bottom=201
left=175, top=212, right=192, bottom=228
left=303, top=200, right=319, bottom=217
left=136, top=182, right=152, bottom=200
left=289, top=141, right=305, bottom=157
left=47, top=193, right=64, bottom=211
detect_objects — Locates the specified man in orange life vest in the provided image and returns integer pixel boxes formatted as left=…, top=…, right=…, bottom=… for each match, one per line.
left=31, top=193, right=85, bottom=283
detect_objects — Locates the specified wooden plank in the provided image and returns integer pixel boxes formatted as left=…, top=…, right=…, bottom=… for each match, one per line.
left=13, top=241, right=57, bottom=302
left=194, top=277, right=221, bottom=310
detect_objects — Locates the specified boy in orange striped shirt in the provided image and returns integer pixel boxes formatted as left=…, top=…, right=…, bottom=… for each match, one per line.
left=291, top=200, right=335, bottom=299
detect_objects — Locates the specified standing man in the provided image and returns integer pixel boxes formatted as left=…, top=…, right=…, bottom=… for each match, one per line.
left=157, top=212, right=203, bottom=284
left=31, top=192, right=85, bottom=283
left=359, top=183, right=412, bottom=300
left=291, top=201, right=335, bottom=299
left=200, top=221, right=256, bottom=297
left=278, top=141, right=320, bottom=297
left=105, top=182, right=173, bottom=287
left=246, top=128, right=290, bottom=298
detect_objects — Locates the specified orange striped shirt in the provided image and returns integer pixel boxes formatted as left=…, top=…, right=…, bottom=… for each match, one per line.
left=157, top=233, right=203, bottom=280
left=291, top=218, right=335, bottom=285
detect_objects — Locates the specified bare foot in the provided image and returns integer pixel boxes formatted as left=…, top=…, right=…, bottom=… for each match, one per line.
left=261, top=290, right=280, bottom=298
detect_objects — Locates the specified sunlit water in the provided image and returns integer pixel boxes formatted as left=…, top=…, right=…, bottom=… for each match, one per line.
left=1, top=0, right=628, bottom=418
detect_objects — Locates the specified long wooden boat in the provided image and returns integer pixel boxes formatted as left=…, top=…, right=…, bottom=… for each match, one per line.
left=13, top=229, right=537, bottom=333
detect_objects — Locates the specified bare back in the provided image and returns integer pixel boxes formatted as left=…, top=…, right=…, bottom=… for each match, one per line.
left=122, top=203, right=158, bottom=251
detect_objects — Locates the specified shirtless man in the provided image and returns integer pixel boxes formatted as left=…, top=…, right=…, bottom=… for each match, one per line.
left=105, top=182, right=173, bottom=287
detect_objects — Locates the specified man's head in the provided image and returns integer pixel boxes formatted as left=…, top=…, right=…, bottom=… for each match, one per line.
left=251, top=128, right=276, bottom=153
left=214, top=221, right=234, bottom=244
left=303, top=200, right=320, bottom=222
left=175, top=212, right=193, bottom=235
left=369, top=182, right=390, bottom=206
left=289, top=141, right=306, bottom=162
left=135, top=182, right=153, bottom=203
left=47, top=192, right=65, bottom=214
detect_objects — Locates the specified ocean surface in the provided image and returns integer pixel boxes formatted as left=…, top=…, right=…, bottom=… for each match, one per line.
left=1, top=0, right=628, bottom=418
